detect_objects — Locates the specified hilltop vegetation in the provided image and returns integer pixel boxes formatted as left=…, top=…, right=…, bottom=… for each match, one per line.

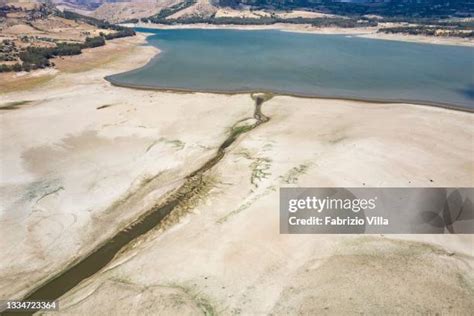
left=218, top=0, right=474, bottom=19
left=144, top=14, right=377, bottom=28
left=53, top=0, right=186, bottom=23
left=0, top=2, right=135, bottom=72
left=50, top=0, right=474, bottom=29
left=138, top=0, right=474, bottom=39
left=2, top=0, right=471, bottom=67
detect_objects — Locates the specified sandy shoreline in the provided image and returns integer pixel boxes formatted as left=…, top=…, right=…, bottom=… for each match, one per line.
left=0, top=35, right=159, bottom=94
left=105, top=77, right=474, bottom=113
left=1, top=32, right=473, bottom=314
left=128, top=22, right=474, bottom=47
left=358, top=32, right=474, bottom=47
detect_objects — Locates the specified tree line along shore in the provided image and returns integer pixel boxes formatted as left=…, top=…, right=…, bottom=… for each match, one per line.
left=0, top=28, right=135, bottom=73
left=0, top=5, right=135, bottom=73
left=1, top=0, right=473, bottom=74
left=124, top=0, right=473, bottom=38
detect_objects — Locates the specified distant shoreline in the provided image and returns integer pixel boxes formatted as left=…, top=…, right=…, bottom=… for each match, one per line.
left=123, top=22, right=474, bottom=47
left=105, top=30, right=474, bottom=114
left=3, top=28, right=474, bottom=309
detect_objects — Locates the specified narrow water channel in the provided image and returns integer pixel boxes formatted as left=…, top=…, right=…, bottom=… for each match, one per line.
left=0, top=94, right=271, bottom=316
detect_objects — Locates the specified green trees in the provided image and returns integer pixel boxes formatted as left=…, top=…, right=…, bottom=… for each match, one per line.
left=380, top=26, right=474, bottom=38
left=83, top=36, right=106, bottom=48
left=151, top=0, right=196, bottom=19
left=215, top=0, right=474, bottom=19
left=147, top=15, right=377, bottom=28
left=0, top=7, right=137, bottom=73
left=1, top=31, right=135, bottom=73
left=103, top=29, right=136, bottom=40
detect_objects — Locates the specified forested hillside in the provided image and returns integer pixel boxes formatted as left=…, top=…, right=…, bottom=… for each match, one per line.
left=218, top=0, right=474, bottom=18
left=0, top=2, right=135, bottom=72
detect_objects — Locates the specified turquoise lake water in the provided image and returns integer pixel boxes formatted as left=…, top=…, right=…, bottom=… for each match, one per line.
left=107, top=28, right=474, bottom=109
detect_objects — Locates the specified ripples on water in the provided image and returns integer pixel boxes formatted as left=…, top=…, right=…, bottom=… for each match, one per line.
left=108, top=28, right=474, bottom=110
